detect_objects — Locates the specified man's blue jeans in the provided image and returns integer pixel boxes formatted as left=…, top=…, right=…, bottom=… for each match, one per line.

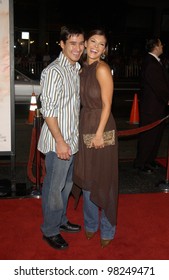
left=83, top=190, right=116, bottom=240
left=41, top=151, right=74, bottom=237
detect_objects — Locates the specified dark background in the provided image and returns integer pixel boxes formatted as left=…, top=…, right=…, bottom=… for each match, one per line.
left=13, top=0, right=169, bottom=61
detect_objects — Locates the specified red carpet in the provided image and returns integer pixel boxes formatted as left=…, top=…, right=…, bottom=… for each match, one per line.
left=1, top=192, right=169, bottom=260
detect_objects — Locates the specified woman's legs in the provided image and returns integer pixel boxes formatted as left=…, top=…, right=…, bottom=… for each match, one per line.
left=83, top=190, right=116, bottom=238
left=100, top=209, right=116, bottom=240
left=83, top=190, right=99, bottom=232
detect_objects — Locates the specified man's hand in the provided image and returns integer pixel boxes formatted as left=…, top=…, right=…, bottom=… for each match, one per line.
left=56, top=140, right=71, bottom=160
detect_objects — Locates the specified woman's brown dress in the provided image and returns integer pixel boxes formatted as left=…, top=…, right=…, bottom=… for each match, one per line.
left=73, top=61, right=118, bottom=226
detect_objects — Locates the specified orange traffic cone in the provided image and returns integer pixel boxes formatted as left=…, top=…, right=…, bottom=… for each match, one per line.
left=129, top=93, right=139, bottom=124
left=27, top=92, right=37, bottom=124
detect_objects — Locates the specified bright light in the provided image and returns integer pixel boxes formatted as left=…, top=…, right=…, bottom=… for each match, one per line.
left=21, top=32, right=29, bottom=40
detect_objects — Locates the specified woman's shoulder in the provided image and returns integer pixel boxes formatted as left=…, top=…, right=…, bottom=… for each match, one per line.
left=98, top=60, right=111, bottom=69
left=96, top=60, right=111, bottom=74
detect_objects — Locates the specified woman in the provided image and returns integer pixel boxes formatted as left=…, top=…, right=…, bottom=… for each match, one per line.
left=73, top=28, right=119, bottom=248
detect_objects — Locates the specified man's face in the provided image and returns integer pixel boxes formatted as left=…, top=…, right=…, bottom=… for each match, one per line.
left=61, top=34, right=85, bottom=64
left=156, top=40, right=163, bottom=56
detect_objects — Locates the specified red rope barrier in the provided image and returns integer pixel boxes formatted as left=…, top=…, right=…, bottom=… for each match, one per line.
left=27, top=114, right=169, bottom=186
left=166, top=143, right=169, bottom=182
left=118, top=114, right=169, bottom=191
left=118, top=115, right=169, bottom=137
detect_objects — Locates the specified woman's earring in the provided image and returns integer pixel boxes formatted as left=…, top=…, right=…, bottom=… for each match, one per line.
left=101, top=53, right=106, bottom=59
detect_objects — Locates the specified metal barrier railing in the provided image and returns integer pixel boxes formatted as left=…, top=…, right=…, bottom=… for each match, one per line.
left=16, top=61, right=141, bottom=79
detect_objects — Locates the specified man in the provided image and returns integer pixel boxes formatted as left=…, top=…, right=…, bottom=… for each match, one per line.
left=134, top=38, right=169, bottom=174
left=37, top=25, right=85, bottom=250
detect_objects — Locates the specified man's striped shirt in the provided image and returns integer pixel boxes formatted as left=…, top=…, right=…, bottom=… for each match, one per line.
left=37, top=52, right=81, bottom=155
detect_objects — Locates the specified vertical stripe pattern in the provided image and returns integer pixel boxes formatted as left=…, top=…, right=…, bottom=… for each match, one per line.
left=38, top=52, right=80, bottom=155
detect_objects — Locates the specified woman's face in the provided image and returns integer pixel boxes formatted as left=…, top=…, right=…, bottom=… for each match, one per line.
left=85, top=34, right=106, bottom=62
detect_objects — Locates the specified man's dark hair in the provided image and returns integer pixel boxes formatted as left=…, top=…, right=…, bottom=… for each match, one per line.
left=145, top=37, right=160, bottom=52
left=59, top=24, right=85, bottom=43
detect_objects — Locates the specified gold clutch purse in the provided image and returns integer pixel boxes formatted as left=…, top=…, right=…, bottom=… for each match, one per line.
left=83, top=130, right=115, bottom=148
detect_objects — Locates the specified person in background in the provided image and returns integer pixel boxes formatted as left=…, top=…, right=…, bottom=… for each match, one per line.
left=37, top=25, right=85, bottom=250
left=72, top=28, right=119, bottom=248
left=43, top=51, right=51, bottom=67
left=134, top=37, right=169, bottom=174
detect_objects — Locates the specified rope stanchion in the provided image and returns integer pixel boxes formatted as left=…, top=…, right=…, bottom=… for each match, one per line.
left=27, top=109, right=45, bottom=198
